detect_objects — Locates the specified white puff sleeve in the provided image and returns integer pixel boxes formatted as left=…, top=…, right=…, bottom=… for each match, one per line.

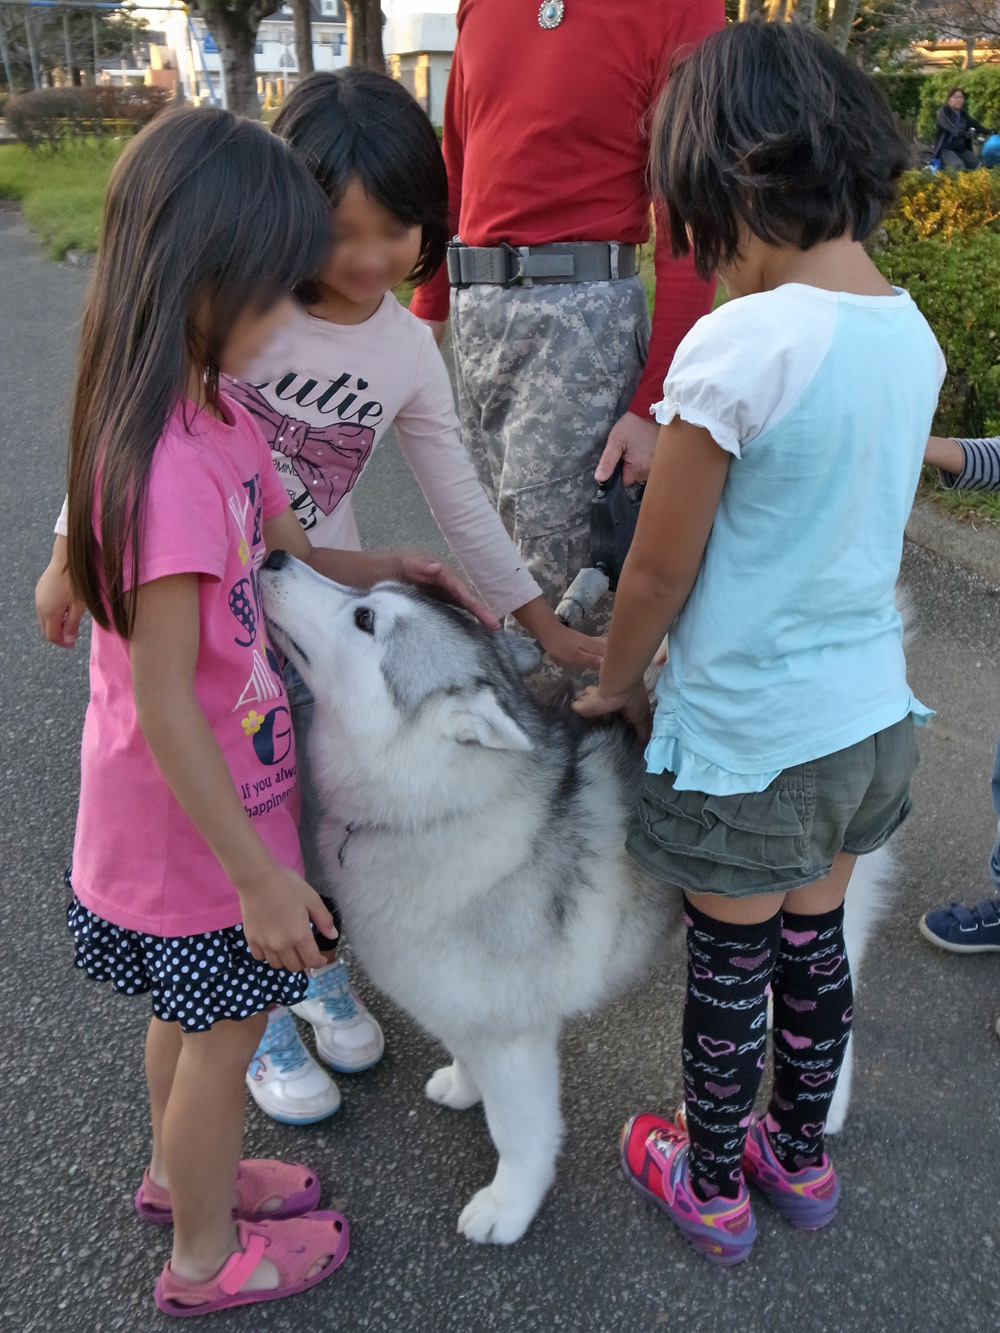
left=651, top=291, right=837, bottom=460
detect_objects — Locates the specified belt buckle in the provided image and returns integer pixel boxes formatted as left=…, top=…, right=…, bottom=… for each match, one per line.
left=500, top=241, right=527, bottom=288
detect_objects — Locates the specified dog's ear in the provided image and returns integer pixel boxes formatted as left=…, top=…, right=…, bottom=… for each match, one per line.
left=499, top=631, right=543, bottom=675
left=440, top=686, right=533, bottom=751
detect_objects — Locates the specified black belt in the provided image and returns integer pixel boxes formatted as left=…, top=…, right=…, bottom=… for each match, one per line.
left=446, top=240, right=639, bottom=288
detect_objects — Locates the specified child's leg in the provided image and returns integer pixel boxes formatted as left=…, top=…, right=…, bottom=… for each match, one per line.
left=680, top=894, right=783, bottom=1201
left=145, top=1016, right=182, bottom=1186
left=767, top=854, right=855, bottom=1170
left=162, top=1013, right=275, bottom=1286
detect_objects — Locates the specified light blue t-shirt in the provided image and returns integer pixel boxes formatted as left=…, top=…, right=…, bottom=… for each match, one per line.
left=646, top=283, right=945, bottom=795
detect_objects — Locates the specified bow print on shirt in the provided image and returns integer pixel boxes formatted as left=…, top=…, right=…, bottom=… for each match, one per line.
left=226, top=379, right=375, bottom=516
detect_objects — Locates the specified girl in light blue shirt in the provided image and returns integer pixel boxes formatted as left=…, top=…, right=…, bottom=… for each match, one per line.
left=576, top=21, right=945, bottom=1264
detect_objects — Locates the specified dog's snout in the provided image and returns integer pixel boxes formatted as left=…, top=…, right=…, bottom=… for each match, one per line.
left=263, top=550, right=290, bottom=573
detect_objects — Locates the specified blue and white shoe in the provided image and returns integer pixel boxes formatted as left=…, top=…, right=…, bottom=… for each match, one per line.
left=246, top=1007, right=341, bottom=1124
left=292, top=959, right=385, bottom=1074
left=919, top=899, right=1000, bottom=953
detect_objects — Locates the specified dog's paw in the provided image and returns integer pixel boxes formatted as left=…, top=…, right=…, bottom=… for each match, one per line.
left=425, top=1063, right=481, bottom=1110
left=457, top=1185, right=533, bottom=1245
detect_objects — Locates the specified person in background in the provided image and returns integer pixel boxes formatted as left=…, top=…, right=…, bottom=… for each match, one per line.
left=933, top=87, right=990, bottom=171
left=919, top=435, right=1000, bottom=1032
left=409, top=0, right=723, bottom=621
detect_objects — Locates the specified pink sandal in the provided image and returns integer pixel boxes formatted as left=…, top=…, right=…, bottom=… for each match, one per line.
left=135, top=1159, right=321, bottom=1226
left=154, top=1211, right=349, bottom=1317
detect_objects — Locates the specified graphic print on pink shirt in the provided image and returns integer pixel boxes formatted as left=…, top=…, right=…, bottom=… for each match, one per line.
left=226, top=378, right=375, bottom=523
left=71, top=399, right=304, bottom=937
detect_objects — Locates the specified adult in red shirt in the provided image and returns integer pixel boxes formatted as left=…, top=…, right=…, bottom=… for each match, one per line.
left=410, top=0, right=723, bottom=616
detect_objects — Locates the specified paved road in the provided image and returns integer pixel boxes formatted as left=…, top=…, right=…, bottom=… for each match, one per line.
left=2, top=207, right=1000, bottom=1333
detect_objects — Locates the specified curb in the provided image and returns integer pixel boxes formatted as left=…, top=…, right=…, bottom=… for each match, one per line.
left=905, top=496, right=1000, bottom=587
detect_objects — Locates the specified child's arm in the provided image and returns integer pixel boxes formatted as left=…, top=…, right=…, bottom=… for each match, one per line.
left=130, top=572, right=335, bottom=972
left=510, top=596, right=605, bottom=671
left=574, top=419, right=731, bottom=734
left=926, top=435, right=1000, bottom=490
left=36, top=533, right=87, bottom=647
left=262, top=506, right=499, bottom=628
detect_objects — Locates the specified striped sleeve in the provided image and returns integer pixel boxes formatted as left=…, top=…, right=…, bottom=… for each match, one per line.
left=940, top=438, right=1000, bottom=492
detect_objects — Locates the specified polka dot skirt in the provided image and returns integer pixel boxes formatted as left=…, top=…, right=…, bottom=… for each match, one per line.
left=67, top=897, right=309, bottom=1033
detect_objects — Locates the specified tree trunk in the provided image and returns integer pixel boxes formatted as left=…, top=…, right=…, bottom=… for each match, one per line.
left=965, top=37, right=976, bottom=70
left=346, top=1, right=366, bottom=67
left=290, top=0, right=313, bottom=76
left=363, top=0, right=383, bottom=71
left=210, top=10, right=260, bottom=116
left=767, top=0, right=791, bottom=20
left=793, top=0, right=819, bottom=24
left=826, top=0, right=858, bottom=53
left=0, top=19, right=16, bottom=93
left=739, top=0, right=765, bottom=17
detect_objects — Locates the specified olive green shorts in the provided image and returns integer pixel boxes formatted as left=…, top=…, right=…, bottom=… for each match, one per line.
left=625, top=715, right=918, bottom=899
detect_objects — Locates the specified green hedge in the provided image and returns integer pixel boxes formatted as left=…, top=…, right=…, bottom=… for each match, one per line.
left=884, top=167, right=1000, bottom=244
left=5, top=85, right=168, bottom=151
left=917, top=66, right=1000, bottom=144
left=873, top=226, right=1000, bottom=437
left=872, top=72, right=929, bottom=122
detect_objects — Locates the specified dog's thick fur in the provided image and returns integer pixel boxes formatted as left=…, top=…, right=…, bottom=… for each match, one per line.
left=261, top=555, right=893, bottom=1244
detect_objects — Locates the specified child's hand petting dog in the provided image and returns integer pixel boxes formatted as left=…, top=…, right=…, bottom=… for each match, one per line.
left=538, top=621, right=606, bottom=671
left=36, top=536, right=86, bottom=648
left=393, top=550, right=499, bottom=629
left=574, top=680, right=652, bottom=742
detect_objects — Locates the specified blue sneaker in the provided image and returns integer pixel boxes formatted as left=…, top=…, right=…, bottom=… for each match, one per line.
left=292, top=959, right=385, bottom=1073
left=246, top=1007, right=341, bottom=1124
left=919, top=899, right=1000, bottom=953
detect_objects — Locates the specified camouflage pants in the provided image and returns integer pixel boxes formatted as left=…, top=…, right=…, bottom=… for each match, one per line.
left=452, top=276, right=650, bottom=617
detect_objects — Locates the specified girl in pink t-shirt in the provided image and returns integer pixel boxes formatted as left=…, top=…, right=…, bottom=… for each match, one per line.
left=56, top=106, right=488, bottom=1318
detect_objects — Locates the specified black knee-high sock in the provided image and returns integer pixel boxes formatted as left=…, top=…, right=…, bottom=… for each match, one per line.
left=767, top=905, right=853, bottom=1171
left=682, top=899, right=782, bottom=1202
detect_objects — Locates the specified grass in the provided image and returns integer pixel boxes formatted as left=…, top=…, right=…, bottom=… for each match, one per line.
left=918, top=469, right=1000, bottom=528
left=0, top=138, right=123, bottom=259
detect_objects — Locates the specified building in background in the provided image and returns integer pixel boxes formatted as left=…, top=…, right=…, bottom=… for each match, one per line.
left=383, top=0, right=456, bottom=125
left=107, top=3, right=347, bottom=106
left=99, top=1, right=458, bottom=123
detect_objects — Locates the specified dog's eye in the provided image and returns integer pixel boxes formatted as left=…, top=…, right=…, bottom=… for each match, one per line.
left=354, top=606, right=376, bottom=635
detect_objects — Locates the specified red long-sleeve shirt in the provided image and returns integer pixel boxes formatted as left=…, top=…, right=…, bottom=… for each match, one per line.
left=409, top=0, right=724, bottom=418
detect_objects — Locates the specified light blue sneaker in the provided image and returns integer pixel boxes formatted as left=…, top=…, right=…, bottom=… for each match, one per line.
left=246, top=1007, right=341, bottom=1124
left=292, top=959, right=385, bottom=1074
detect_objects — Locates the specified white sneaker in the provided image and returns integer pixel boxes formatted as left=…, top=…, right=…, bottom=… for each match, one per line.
left=246, top=1007, right=341, bottom=1124
left=292, top=959, right=386, bottom=1074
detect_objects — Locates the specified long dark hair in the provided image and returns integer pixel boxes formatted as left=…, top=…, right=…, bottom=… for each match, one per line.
left=272, top=69, right=448, bottom=300
left=651, top=21, right=908, bottom=280
left=67, top=106, right=329, bottom=637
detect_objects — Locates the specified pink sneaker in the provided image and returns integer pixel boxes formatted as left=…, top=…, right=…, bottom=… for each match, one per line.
left=620, top=1114, right=756, bottom=1266
left=742, top=1116, right=840, bottom=1230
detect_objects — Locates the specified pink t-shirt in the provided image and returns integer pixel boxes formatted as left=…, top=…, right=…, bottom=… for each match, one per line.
left=71, top=397, right=303, bottom=936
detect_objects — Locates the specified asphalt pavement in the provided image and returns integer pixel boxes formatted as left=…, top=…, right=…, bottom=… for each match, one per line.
left=2, top=207, right=1000, bottom=1333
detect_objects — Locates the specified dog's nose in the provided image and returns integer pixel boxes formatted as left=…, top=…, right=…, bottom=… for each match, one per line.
left=263, top=550, right=289, bottom=572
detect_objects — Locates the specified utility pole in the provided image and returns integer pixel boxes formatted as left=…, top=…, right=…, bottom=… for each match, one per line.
left=63, top=6, right=74, bottom=82
left=23, top=8, right=41, bottom=89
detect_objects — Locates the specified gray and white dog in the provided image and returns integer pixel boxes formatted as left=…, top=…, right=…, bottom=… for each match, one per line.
left=260, top=554, right=894, bottom=1245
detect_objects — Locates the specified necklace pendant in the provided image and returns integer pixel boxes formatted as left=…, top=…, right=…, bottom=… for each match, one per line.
left=538, top=0, right=565, bottom=29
